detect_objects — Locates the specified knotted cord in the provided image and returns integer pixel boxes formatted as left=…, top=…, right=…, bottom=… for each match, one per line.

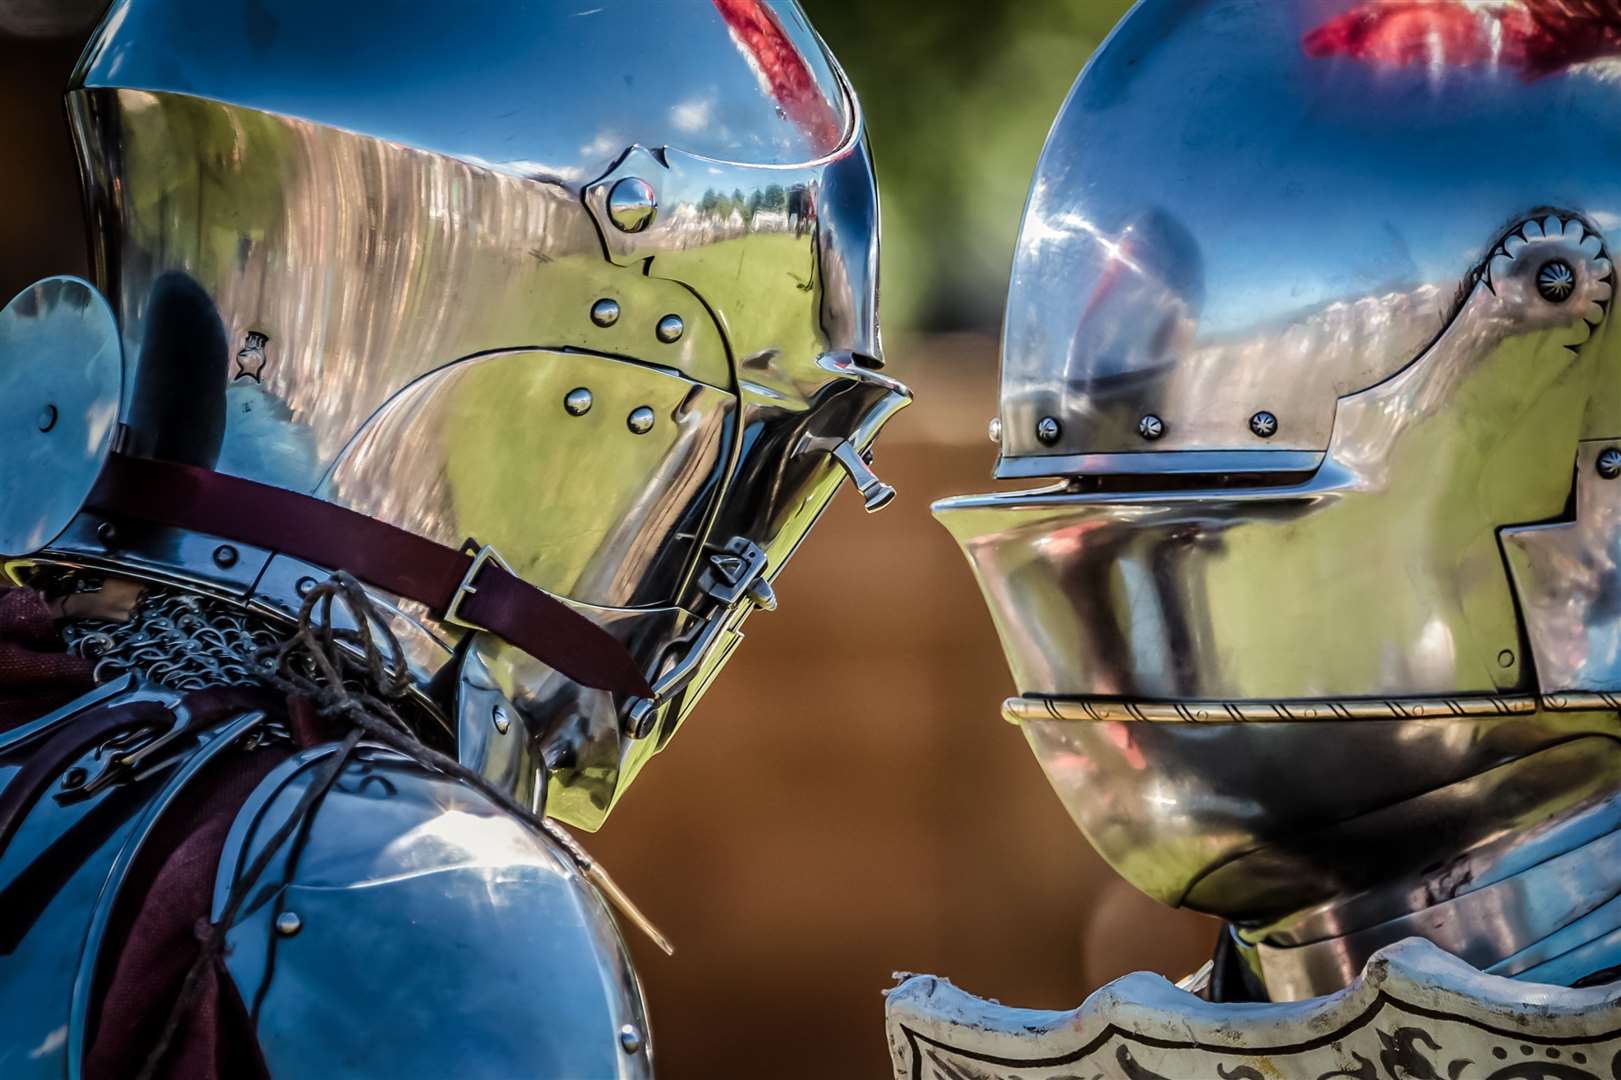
left=137, top=573, right=668, bottom=1079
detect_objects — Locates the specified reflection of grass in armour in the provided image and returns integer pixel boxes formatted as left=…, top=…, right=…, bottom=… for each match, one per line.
left=437, top=231, right=819, bottom=600
left=439, top=349, right=730, bottom=609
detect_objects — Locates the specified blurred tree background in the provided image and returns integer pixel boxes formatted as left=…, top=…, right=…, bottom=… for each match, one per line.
left=804, top=2, right=1134, bottom=334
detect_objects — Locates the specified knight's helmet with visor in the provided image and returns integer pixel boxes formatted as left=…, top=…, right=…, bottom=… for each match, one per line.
left=0, top=0, right=908, bottom=831
left=936, top=0, right=1621, bottom=1000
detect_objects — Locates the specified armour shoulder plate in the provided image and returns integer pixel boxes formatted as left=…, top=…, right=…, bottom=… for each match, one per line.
left=216, top=743, right=651, bottom=1079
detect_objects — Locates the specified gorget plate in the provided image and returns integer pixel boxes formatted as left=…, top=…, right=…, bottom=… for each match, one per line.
left=887, top=938, right=1621, bottom=1080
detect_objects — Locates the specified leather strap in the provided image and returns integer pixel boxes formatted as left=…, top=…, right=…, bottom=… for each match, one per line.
left=84, top=453, right=652, bottom=698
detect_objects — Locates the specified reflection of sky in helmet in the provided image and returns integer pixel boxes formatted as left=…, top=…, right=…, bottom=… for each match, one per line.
left=81, top=0, right=847, bottom=186
left=1005, top=0, right=1621, bottom=387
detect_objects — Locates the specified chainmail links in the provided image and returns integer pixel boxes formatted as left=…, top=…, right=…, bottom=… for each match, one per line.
left=61, top=587, right=281, bottom=691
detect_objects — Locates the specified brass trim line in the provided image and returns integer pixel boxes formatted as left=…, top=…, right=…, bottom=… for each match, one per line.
left=1004, top=691, right=1620, bottom=724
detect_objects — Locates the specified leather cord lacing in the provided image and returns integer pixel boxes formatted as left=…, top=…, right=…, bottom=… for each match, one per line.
left=137, top=572, right=668, bottom=1079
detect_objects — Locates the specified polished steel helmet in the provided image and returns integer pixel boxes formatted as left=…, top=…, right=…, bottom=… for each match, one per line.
left=938, top=0, right=1621, bottom=998
left=0, top=0, right=907, bottom=830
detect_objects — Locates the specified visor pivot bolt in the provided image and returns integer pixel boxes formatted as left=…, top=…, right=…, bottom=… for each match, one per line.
left=295, top=576, right=317, bottom=598
left=655, top=314, right=685, bottom=344
left=607, top=177, right=658, bottom=234
left=95, top=521, right=118, bottom=547
left=627, top=406, right=656, bottom=435
left=1598, top=447, right=1621, bottom=480
left=491, top=704, right=511, bottom=735
left=1537, top=259, right=1576, bottom=303
left=1249, top=411, right=1278, bottom=439
left=1137, top=414, right=1166, bottom=442
left=274, top=911, right=303, bottom=937
left=589, top=298, right=621, bottom=328
left=625, top=698, right=657, bottom=740
left=1036, top=416, right=1061, bottom=445
left=212, top=544, right=238, bottom=569
left=35, top=404, right=56, bottom=433
left=564, top=387, right=594, bottom=416
left=987, top=417, right=1002, bottom=444
left=619, top=1025, right=644, bottom=1055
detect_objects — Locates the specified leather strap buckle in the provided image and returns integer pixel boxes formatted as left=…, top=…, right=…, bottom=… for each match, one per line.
left=83, top=453, right=654, bottom=697
left=442, top=543, right=514, bottom=632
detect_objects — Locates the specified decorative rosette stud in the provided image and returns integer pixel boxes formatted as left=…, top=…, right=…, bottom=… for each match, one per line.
left=1486, top=214, right=1612, bottom=352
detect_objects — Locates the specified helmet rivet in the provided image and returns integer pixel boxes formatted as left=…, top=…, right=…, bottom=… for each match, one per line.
left=491, top=704, right=511, bottom=735
left=607, top=177, right=658, bottom=234
left=36, top=404, right=56, bottom=433
left=1249, top=411, right=1278, bottom=439
left=627, top=406, right=656, bottom=435
left=212, top=544, right=239, bottom=569
left=1035, top=417, right=1061, bottom=445
left=619, top=1024, right=644, bottom=1055
left=1138, top=414, right=1166, bottom=442
left=987, top=417, right=1002, bottom=444
left=275, top=911, right=303, bottom=937
left=1598, top=447, right=1621, bottom=480
left=655, top=314, right=685, bottom=344
left=564, top=387, right=594, bottom=416
left=590, top=298, right=621, bottom=328
left=95, top=521, right=118, bottom=547
left=1498, top=649, right=1516, bottom=669
left=295, top=576, right=317, bottom=598
left=1537, top=259, right=1576, bottom=303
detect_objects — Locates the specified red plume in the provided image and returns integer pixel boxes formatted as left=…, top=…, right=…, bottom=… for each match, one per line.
left=1304, top=1, right=1621, bottom=79
left=712, top=0, right=844, bottom=152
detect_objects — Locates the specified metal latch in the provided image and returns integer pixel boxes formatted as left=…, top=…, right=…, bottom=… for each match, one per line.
left=699, top=537, right=776, bottom=611
left=621, top=539, right=777, bottom=740
left=795, top=435, right=896, bottom=513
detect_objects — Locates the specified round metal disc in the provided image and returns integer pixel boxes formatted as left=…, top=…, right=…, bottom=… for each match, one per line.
left=0, top=277, right=122, bottom=556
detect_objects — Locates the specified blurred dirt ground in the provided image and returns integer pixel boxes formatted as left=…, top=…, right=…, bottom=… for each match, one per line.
left=590, top=336, right=1217, bottom=1078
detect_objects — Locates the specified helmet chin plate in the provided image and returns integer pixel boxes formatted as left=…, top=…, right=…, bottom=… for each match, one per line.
left=0, top=277, right=121, bottom=558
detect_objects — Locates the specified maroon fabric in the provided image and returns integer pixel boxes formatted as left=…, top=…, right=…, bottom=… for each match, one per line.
left=0, top=587, right=94, bottom=728
left=87, top=452, right=653, bottom=697
left=85, top=687, right=292, bottom=1080
left=286, top=694, right=344, bottom=751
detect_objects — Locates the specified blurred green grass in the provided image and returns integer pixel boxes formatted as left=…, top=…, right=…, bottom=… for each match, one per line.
left=804, top=1, right=1138, bottom=334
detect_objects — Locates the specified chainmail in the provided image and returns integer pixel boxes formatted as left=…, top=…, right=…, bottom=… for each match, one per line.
left=59, top=586, right=283, bottom=692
